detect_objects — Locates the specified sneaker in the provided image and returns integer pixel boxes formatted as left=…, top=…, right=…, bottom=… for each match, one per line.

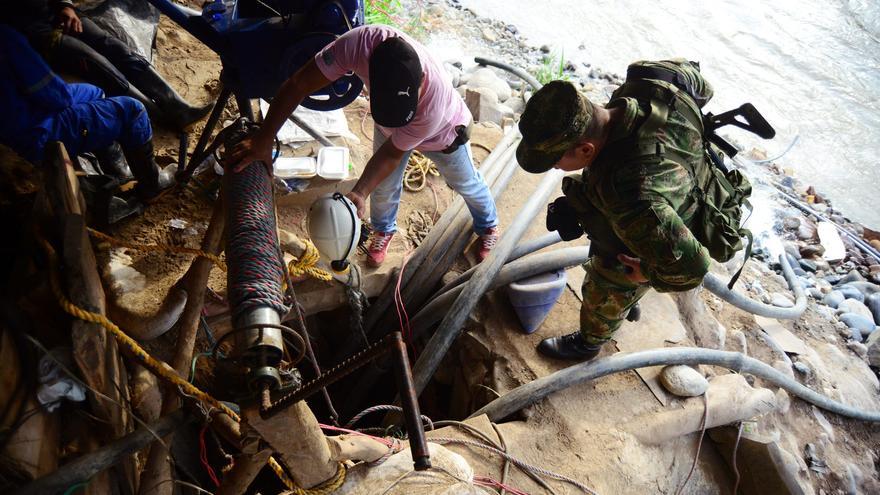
left=477, top=227, right=500, bottom=261
left=366, top=231, right=394, bottom=267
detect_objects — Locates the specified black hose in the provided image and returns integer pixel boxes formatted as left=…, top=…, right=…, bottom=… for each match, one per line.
left=469, top=348, right=880, bottom=423
left=475, top=56, right=542, bottom=91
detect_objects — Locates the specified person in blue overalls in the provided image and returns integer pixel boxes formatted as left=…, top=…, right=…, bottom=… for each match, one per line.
left=0, top=24, right=173, bottom=208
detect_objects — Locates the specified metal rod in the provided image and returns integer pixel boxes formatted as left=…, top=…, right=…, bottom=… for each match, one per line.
left=178, top=84, right=231, bottom=183
left=177, top=132, right=189, bottom=173
left=287, top=114, right=335, bottom=147
left=390, top=333, right=431, bottom=471
left=235, top=93, right=255, bottom=121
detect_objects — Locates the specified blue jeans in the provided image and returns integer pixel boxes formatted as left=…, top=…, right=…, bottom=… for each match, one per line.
left=25, top=83, right=151, bottom=163
left=370, top=127, right=499, bottom=235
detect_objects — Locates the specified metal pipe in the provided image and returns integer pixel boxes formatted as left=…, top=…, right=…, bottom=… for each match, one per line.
left=474, top=56, right=542, bottom=91
left=411, top=247, right=589, bottom=339
left=287, top=114, right=334, bottom=147
left=411, top=170, right=565, bottom=395
left=178, top=84, right=231, bottom=183
left=703, top=254, right=806, bottom=320
left=391, top=333, right=431, bottom=471
left=469, top=347, right=880, bottom=423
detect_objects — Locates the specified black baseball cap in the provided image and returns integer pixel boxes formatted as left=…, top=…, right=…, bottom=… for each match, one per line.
left=369, top=37, right=423, bottom=128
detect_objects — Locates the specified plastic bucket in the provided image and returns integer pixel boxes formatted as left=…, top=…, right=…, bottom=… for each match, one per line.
left=506, top=269, right=568, bottom=334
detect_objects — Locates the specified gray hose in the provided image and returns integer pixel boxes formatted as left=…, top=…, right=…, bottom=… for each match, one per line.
left=411, top=246, right=590, bottom=340
left=438, top=232, right=564, bottom=296
left=469, top=347, right=880, bottom=423
left=411, top=169, right=565, bottom=395
left=703, top=254, right=806, bottom=319
left=475, top=56, right=542, bottom=91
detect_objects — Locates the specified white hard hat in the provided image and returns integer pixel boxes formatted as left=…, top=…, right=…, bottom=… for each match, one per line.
left=307, top=193, right=361, bottom=272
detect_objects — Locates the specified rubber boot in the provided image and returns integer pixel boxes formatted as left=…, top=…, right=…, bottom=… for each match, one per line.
left=122, top=141, right=175, bottom=203
left=130, top=66, right=213, bottom=131
left=126, top=83, right=167, bottom=125
left=79, top=175, right=143, bottom=227
left=93, top=142, right=133, bottom=181
left=537, top=331, right=602, bottom=361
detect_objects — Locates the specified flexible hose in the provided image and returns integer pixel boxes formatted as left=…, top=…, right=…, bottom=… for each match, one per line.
left=410, top=247, right=589, bottom=340
left=703, top=254, right=805, bottom=320
left=469, top=347, right=880, bottom=423
left=437, top=232, right=563, bottom=297
left=474, top=56, right=542, bottom=91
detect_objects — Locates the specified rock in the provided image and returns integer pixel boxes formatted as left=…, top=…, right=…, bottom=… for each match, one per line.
left=866, top=293, right=880, bottom=325
left=837, top=325, right=853, bottom=339
left=659, top=365, right=708, bottom=397
left=504, top=96, right=524, bottom=114
left=798, top=259, right=818, bottom=273
left=837, top=285, right=865, bottom=303
left=793, top=361, right=812, bottom=376
left=822, top=290, right=845, bottom=309
left=825, top=274, right=843, bottom=285
left=837, top=299, right=874, bottom=320
left=784, top=243, right=802, bottom=260
left=772, top=360, right=795, bottom=379
left=464, top=87, right=513, bottom=124
left=467, top=68, right=513, bottom=102
left=784, top=252, right=799, bottom=268
left=839, top=313, right=875, bottom=339
left=811, top=203, right=829, bottom=214
left=847, top=341, right=868, bottom=359
left=814, top=259, right=831, bottom=272
left=726, top=329, right=747, bottom=355
left=792, top=267, right=807, bottom=277
left=481, top=27, right=497, bottom=42
left=770, top=293, right=795, bottom=308
left=815, top=278, right=832, bottom=294
left=539, top=44, right=551, bottom=53
left=800, top=244, right=825, bottom=258
left=807, top=288, right=824, bottom=299
left=870, top=239, right=880, bottom=252
left=797, top=223, right=817, bottom=241
left=870, top=265, right=880, bottom=275
left=783, top=216, right=801, bottom=230
left=866, top=331, right=880, bottom=367
left=840, top=269, right=866, bottom=285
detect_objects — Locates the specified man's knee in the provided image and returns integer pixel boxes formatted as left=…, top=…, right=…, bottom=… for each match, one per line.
left=112, top=96, right=152, bottom=147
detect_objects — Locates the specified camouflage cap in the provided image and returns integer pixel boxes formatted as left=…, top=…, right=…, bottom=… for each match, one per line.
left=516, top=80, right=594, bottom=173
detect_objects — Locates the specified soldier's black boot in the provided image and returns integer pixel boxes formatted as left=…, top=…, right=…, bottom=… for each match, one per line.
left=130, top=67, right=213, bottom=131
left=79, top=175, right=143, bottom=227
left=122, top=141, right=175, bottom=203
left=626, top=303, right=641, bottom=322
left=537, top=331, right=602, bottom=361
left=94, top=142, right=133, bottom=181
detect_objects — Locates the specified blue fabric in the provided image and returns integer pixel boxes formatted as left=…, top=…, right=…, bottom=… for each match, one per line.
left=0, top=24, right=151, bottom=164
left=370, top=125, right=498, bottom=235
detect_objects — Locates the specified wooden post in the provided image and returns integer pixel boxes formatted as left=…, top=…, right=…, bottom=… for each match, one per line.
left=138, top=198, right=226, bottom=495
left=44, top=142, right=136, bottom=494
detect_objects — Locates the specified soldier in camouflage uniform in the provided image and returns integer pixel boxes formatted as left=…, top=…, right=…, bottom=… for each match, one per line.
left=517, top=59, right=716, bottom=361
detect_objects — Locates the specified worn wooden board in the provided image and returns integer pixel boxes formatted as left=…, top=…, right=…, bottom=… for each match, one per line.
left=755, top=316, right=807, bottom=355
left=613, top=291, right=687, bottom=406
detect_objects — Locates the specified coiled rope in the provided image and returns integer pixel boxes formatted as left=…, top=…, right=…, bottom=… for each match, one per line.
left=40, top=235, right=344, bottom=493
left=403, top=151, right=439, bottom=192
left=287, top=239, right=333, bottom=281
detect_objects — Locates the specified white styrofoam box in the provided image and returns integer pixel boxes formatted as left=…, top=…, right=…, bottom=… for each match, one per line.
left=274, top=156, right=317, bottom=179
left=317, top=146, right=350, bottom=180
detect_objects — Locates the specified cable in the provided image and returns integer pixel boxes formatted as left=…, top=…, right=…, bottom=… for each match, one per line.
left=199, top=424, right=221, bottom=487
left=732, top=422, right=745, bottom=494
left=88, top=228, right=226, bottom=271
left=675, top=391, right=709, bottom=495
left=345, top=404, right=434, bottom=431
left=286, top=239, right=333, bottom=281
left=748, top=135, right=799, bottom=164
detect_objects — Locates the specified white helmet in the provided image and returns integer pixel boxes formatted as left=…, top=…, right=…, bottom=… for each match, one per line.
left=307, top=193, right=361, bottom=272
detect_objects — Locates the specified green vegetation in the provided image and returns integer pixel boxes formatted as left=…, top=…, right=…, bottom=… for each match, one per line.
left=534, top=49, right=569, bottom=85
left=364, top=0, right=426, bottom=38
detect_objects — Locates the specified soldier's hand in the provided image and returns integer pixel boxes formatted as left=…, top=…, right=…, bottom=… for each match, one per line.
left=225, top=134, right=273, bottom=174
left=56, top=6, right=82, bottom=34
left=618, top=254, right=648, bottom=284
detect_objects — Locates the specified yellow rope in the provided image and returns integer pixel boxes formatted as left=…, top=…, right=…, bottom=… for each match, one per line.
left=287, top=239, right=333, bottom=281
left=87, top=227, right=227, bottom=272
left=41, top=235, right=345, bottom=494
left=403, top=151, right=439, bottom=192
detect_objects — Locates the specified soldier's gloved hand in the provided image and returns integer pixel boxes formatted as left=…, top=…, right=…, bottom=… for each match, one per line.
left=546, top=196, right=583, bottom=241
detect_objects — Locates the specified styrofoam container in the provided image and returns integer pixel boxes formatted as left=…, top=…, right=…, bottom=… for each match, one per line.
left=274, top=156, right=316, bottom=179
left=317, top=146, right=350, bottom=180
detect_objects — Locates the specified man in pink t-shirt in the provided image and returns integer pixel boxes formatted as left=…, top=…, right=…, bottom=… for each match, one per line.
left=228, top=25, right=499, bottom=267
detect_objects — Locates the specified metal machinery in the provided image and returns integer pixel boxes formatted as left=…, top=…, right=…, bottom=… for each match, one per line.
left=147, top=0, right=366, bottom=182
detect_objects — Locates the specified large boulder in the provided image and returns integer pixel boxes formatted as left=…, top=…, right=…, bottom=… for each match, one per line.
left=837, top=299, right=874, bottom=321
left=839, top=313, right=876, bottom=341
left=466, top=67, right=513, bottom=103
